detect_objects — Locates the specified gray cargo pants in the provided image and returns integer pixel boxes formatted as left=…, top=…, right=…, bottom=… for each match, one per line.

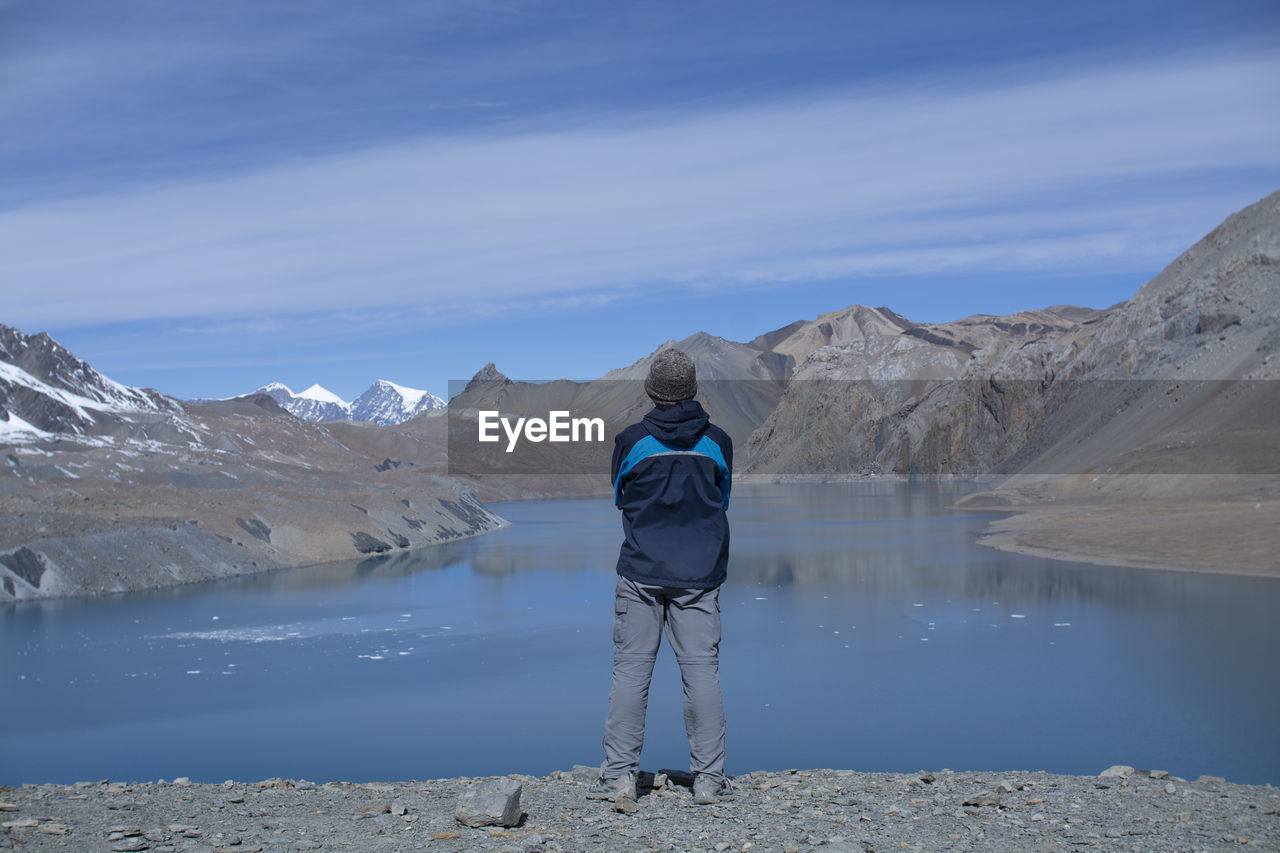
left=600, top=575, right=727, bottom=781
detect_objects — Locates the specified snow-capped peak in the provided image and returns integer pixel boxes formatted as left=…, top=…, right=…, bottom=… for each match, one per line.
left=247, top=378, right=443, bottom=425
left=252, top=382, right=349, bottom=422
left=256, top=382, right=293, bottom=396
left=375, top=379, right=421, bottom=402
left=351, top=380, right=445, bottom=425
left=297, top=384, right=348, bottom=406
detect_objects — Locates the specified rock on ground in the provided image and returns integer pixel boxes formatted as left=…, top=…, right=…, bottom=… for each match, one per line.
left=455, top=778, right=522, bottom=828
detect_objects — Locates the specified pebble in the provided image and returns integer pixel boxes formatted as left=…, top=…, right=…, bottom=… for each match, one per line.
left=0, top=767, right=1275, bottom=852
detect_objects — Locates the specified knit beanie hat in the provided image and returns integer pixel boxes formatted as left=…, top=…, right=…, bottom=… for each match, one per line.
left=645, top=348, right=697, bottom=405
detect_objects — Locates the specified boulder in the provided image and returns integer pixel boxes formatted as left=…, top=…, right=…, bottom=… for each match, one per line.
left=455, top=778, right=522, bottom=828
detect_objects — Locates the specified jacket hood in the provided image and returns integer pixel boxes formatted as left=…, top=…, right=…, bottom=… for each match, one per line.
left=642, top=399, right=710, bottom=448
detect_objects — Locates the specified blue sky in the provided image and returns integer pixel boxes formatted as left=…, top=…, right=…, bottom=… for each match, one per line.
left=3, top=0, right=1278, bottom=401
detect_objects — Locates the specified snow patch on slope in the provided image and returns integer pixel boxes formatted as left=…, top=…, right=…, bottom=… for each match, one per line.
left=0, top=412, right=53, bottom=443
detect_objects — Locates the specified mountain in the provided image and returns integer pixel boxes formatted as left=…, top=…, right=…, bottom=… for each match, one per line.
left=254, top=382, right=350, bottom=422
left=252, top=380, right=444, bottom=425
left=1066, top=190, right=1279, bottom=381
left=992, top=188, right=1280, bottom=482
left=743, top=304, right=1109, bottom=476
left=446, top=331, right=794, bottom=481
left=601, top=331, right=792, bottom=448
left=6, top=190, right=1275, bottom=598
left=745, top=190, right=1279, bottom=480
left=747, top=305, right=918, bottom=364
left=604, top=330, right=793, bottom=383
left=944, top=191, right=1280, bottom=573
left=0, top=334, right=503, bottom=603
left=443, top=304, right=1122, bottom=479
left=351, top=379, right=445, bottom=425
left=0, top=323, right=182, bottom=441
left=747, top=303, right=1105, bottom=366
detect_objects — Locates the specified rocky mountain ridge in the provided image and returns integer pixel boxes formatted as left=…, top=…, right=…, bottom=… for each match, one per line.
left=745, top=190, right=1279, bottom=481
left=438, top=192, right=1277, bottom=490
left=453, top=301, right=1117, bottom=478
left=0, top=324, right=182, bottom=442
left=742, top=303, right=1111, bottom=476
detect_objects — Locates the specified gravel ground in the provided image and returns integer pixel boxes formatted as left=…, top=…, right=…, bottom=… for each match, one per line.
left=3, top=766, right=1277, bottom=853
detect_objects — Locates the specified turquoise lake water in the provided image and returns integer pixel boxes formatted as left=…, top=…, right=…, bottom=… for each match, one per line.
left=2, top=482, right=1278, bottom=785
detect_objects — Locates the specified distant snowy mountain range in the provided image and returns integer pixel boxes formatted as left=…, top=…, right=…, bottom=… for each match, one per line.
left=0, top=320, right=445, bottom=437
left=254, top=380, right=445, bottom=426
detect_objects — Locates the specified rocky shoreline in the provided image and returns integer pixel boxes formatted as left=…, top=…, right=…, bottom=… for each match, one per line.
left=3, top=766, right=1276, bottom=853
left=954, top=475, right=1280, bottom=579
left=0, top=405, right=509, bottom=603
left=971, top=498, right=1280, bottom=578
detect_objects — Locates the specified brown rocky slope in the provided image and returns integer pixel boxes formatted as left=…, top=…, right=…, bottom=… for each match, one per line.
left=741, top=190, right=1280, bottom=575
left=0, top=387, right=505, bottom=602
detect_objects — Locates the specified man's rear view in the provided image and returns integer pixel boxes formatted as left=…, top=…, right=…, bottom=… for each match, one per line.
left=588, top=348, right=734, bottom=806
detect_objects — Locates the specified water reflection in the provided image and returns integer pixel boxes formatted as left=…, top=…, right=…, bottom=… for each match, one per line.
left=2, top=482, right=1277, bottom=786
left=476, top=482, right=1268, bottom=618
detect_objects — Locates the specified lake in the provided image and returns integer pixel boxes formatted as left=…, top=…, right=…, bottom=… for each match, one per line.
left=2, top=482, right=1278, bottom=786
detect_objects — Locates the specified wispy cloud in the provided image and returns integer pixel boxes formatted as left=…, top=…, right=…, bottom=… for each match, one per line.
left=4, top=50, right=1278, bottom=330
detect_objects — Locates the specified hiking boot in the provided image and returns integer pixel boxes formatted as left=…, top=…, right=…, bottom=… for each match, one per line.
left=586, top=771, right=637, bottom=802
left=692, top=774, right=733, bottom=804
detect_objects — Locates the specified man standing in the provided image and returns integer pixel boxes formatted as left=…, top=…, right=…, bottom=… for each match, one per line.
left=588, top=349, right=734, bottom=806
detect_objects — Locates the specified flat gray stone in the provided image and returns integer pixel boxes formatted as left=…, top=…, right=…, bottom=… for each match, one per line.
left=962, top=791, right=1001, bottom=807
left=110, top=840, right=150, bottom=852
left=455, top=778, right=522, bottom=828
left=1099, top=765, right=1135, bottom=778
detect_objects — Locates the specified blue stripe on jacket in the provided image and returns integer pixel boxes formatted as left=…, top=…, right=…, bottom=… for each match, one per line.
left=614, top=433, right=731, bottom=510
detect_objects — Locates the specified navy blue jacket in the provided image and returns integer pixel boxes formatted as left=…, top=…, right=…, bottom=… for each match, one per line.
left=611, top=400, right=732, bottom=589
